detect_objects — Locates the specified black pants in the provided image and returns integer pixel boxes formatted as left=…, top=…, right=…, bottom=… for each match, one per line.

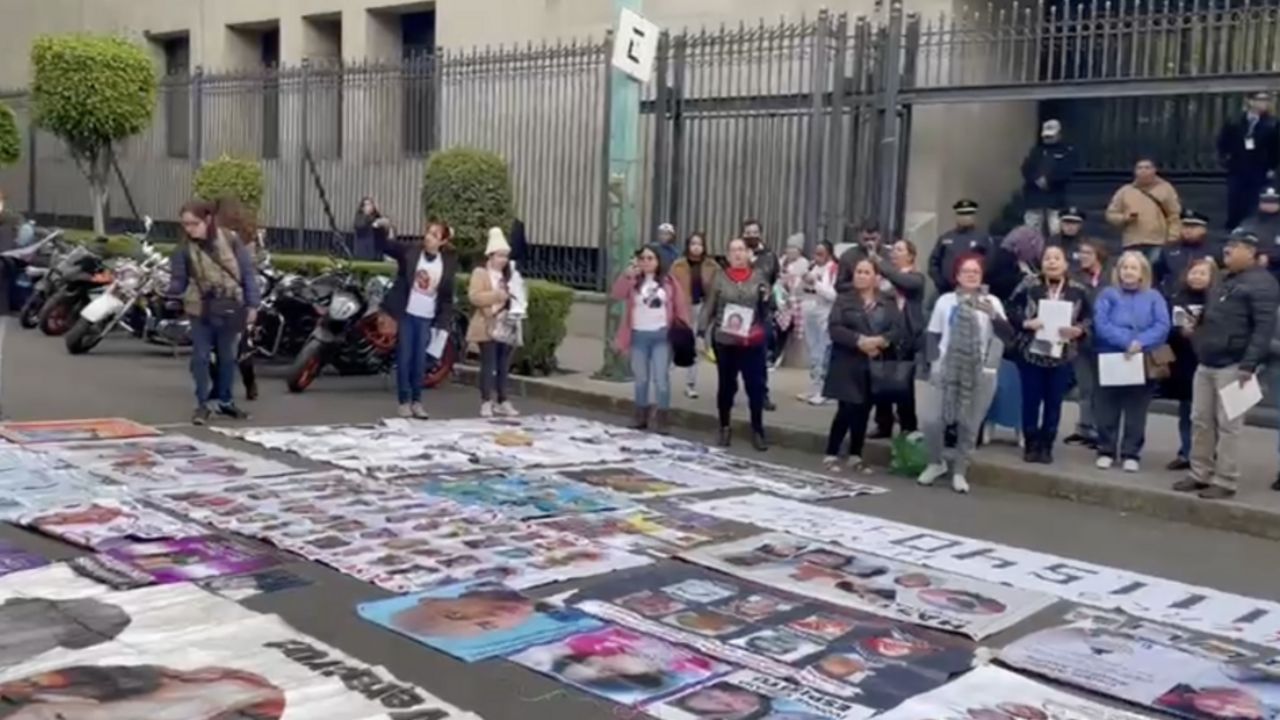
left=479, top=341, right=513, bottom=403
left=1227, top=172, right=1267, bottom=230
left=1095, top=383, right=1154, bottom=460
left=874, top=391, right=918, bottom=435
left=715, top=342, right=767, bottom=433
left=827, top=401, right=873, bottom=457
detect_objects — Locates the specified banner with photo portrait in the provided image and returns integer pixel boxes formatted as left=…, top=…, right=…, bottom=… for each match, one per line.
left=37, top=436, right=298, bottom=490
left=682, top=533, right=1054, bottom=639
left=418, top=472, right=631, bottom=520
left=534, top=502, right=743, bottom=556
left=571, top=564, right=974, bottom=711
left=0, top=446, right=123, bottom=520
left=18, top=497, right=208, bottom=548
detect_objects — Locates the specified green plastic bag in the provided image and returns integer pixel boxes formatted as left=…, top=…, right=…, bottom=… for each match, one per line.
left=890, top=433, right=927, bottom=478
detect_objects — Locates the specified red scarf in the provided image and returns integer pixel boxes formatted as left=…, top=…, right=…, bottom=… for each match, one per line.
left=723, top=266, right=765, bottom=346
left=726, top=266, right=752, bottom=283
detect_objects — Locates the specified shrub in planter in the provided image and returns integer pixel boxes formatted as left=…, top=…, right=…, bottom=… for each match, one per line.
left=422, top=148, right=515, bottom=264
left=453, top=274, right=573, bottom=376
left=0, top=104, right=20, bottom=167
left=193, top=155, right=265, bottom=216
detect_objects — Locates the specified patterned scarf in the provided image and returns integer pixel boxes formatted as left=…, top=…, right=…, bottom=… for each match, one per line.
left=940, top=293, right=984, bottom=427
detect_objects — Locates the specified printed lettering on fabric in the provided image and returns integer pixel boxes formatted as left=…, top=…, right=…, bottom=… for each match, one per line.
left=688, top=494, right=1280, bottom=649
left=680, top=533, right=1053, bottom=640
left=648, top=670, right=873, bottom=720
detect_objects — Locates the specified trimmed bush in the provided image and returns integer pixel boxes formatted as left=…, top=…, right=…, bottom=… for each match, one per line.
left=0, top=105, right=20, bottom=167
left=194, top=155, right=265, bottom=215
left=422, top=148, right=515, bottom=262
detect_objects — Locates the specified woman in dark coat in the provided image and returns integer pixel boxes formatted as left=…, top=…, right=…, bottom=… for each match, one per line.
left=1163, top=258, right=1215, bottom=470
left=822, top=257, right=906, bottom=474
left=353, top=197, right=382, bottom=260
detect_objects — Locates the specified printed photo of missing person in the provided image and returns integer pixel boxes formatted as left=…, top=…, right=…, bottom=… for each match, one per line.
left=0, top=597, right=132, bottom=667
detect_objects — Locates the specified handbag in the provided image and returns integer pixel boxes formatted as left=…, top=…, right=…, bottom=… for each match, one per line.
left=1145, top=343, right=1176, bottom=381
left=188, top=242, right=246, bottom=330
left=870, top=358, right=915, bottom=402
left=489, top=311, right=523, bottom=347
left=668, top=320, right=696, bottom=368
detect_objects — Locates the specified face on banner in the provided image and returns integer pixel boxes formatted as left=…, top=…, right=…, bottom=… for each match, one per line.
left=649, top=670, right=873, bottom=720
left=418, top=472, right=630, bottom=520
left=37, top=437, right=297, bottom=490
left=20, top=499, right=207, bottom=549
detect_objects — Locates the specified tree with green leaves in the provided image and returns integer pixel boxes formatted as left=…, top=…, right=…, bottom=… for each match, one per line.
left=422, top=148, right=515, bottom=261
left=0, top=105, right=20, bottom=168
left=193, top=155, right=266, bottom=217
left=31, top=34, right=156, bottom=235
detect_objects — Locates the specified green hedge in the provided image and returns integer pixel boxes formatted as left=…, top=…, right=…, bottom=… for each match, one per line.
left=66, top=232, right=571, bottom=374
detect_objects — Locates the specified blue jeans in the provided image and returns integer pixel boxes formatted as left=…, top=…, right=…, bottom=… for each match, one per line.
left=630, top=329, right=671, bottom=409
left=802, top=309, right=831, bottom=398
left=1178, top=397, right=1192, bottom=460
left=191, top=318, right=239, bottom=407
left=396, top=314, right=433, bottom=404
left=1018, top=362, right=1073, bottom=444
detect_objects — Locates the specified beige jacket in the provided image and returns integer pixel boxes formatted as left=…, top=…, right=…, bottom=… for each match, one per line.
left=1105, top=178, right=1182, bottom=247
left=467, top=269, right=506, bottom=344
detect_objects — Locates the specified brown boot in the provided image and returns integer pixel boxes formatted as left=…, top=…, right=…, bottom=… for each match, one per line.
left=631, top=405, right=651, bottom=430
left=653, top=408, right=669, bottom=435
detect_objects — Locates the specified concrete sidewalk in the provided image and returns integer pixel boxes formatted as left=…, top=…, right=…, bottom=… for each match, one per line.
left=465, top=325, right=1280, bottom=541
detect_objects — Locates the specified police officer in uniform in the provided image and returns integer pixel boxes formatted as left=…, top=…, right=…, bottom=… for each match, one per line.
left=1155, top=209, right=1221, bottom=296
left=1244, top=188, right=1280, bottom=280
left=928, top=199, right=993, bottom=294
left=1046, top=206, right=1089, bottom=270
left=1218, top=92, right=1280, bottom=229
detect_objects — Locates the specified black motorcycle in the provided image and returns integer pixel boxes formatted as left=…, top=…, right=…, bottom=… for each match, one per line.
left=284, top=269, right=466, bottom=393
left=251, top=269, right=323, bottom=363
left=37, top=246, right=114, bottom=337
left=3, top=228, right=72, bottom=328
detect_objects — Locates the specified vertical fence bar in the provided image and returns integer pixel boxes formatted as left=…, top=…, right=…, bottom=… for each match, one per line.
left=596, top=32, right=615, bottom=293
left=824, top=14, right=851, bottom=245
left=876, top=2, right=904, bottom=236
left=668, top=33, right=687, bottom=231
left=649, top=32, right=671, bottom=234
left=190, top=67, right=204, bottom=171
left=803, top=10, right=830, bottom=252
left=296, top=59, right=310, bottom=248
left=25, top=109, right=36, bottom=216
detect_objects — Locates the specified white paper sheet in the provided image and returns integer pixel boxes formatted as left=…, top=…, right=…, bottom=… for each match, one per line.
left=1098, top=352, right=1146, bottom=386
left=1219, top=373, right=1263, bottom=421
left=427, top=329, right=449, bottom=359
left=1034, top=298, right=1074, bottom=342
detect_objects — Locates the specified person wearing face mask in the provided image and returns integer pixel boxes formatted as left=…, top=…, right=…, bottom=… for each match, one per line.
left=1105, top=157, right=1182, bottom=268
left=1174, top=230, right=1278, bottom=500
left=1155, top=209, right=1221, bottom=296
left=702, top=237, right=775, bottom=450
left=917, top=255, right=1015, bottom=494
left=469, top=228, right=526, bottom=419
left=872, top=238, right=926, bottom=437
left=377, top=221, right=458, bottom=419
left=1163, top=259, right=1216, bottom=472
left=823, top=258, right=906, bottom=474
left=1091, top=251, right=1171, bottom=473
left=611, top=243, right=691, bottom=433
left=928, top=200, right=993, bottom=295
left=1007, top=245, right=1093, bottom=464
left=1243, top=188, right=1280, bottom=280
left=1064, top=239, right=1111, bottom=448
left=797, top=240, right=838, bottom=405
left=671, top=232, right=717, bottom=398
left=1219, top=92, right=1280, bottom=229
left=166, top=199, right=262, bottom=426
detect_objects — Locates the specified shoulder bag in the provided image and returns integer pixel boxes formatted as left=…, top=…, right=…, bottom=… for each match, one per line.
left=188, top=241, right=246, bottom=329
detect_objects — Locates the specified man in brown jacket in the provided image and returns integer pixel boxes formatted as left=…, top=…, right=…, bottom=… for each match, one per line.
left=1105, top=157, right=1182, bottom=267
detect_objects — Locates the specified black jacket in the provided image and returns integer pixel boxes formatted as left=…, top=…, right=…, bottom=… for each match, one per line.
left=875, top=258, right=926, bottom=354
left=1154, top=237, right=1223, bottom=297
left=1006, top=277, right=1093, bottom=367
left=985, top=246, right=1036, bottom=305
left=1218, top=112, right=1280, bottom=180
left=1193, top=266, right=1280, bottom=372
left=823, top=293, right=906, bottom=405
left=1164, top=287, right=1208, bottom=401
left=376, top=234, right=458, bottom=328
left=1242, top=211, right=1280, bottom=279
left=1020, top=141, right=1078, bottom=209
left=928, top=227, right=993, bottom=294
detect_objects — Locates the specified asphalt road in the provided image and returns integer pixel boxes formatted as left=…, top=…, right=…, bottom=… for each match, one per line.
left=3, top=319, right=1280, bottom=719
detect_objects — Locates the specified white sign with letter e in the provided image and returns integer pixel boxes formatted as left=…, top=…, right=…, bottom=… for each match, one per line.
left=612, top=8, right=660, bottom=83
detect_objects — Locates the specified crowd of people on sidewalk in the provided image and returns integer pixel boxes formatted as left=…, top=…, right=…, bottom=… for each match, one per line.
left=611, top=91, right=1280, bottom=502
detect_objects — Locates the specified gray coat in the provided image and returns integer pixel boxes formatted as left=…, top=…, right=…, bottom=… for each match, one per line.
left=700, top=267, right=774, bottom=347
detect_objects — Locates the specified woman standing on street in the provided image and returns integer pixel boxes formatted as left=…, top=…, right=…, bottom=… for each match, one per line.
left=773, top=233, right=811, bottom=370
left=917, top=255, right=1014, bottom=494
left=167, top=199, right=261, bottom=426
left=702, top=237, right=774, bottom=450
left=352, top=196, right=382, bottom=261
left=1163, top=258, right=1215, bottom=471
left=469, top=228, right=525, bottom=419
left=377, top=221, right=458, bottom=419
left=670, top=232, right=716, bottom=399
left=823, top=258, right=905, bottom=474
left=1064, top=240, right=1110, bottom=448
left=1092, top=251, right=1171, bottom=472
left=1007, top=244, right=1093, bottom=464
left=611, top=243, right=691, bottom=433
left=797, top=240, right=838, bottom=405
left=872, top=238, right=926, bottom=437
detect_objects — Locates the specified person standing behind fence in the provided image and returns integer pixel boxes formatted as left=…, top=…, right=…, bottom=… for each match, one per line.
left=611, top=243, right=690, bottom=434
left=702, top=237, right=773, bottom=451
left=1064, top=239, right=1110, bottom=449
left=1105, top=157, right=1182, bottom=268
left=1219, top=92, right=1280, bottom=230
left=377, top=221, right=458, bottom=420
left=1007, top=245, right=1092, bottom=464
left=1174, top=230, right=1279, bottom=500
left=797, top=240, right=838, bottom=405
left=822, top=258, right=905, bottom=475
left=168, top=199, right=261, bottom=426
left=1155, top=209, right=1221, bottom=296
left=928, top=200, right=993, bottom=295
left=1244, top=188, right=1280, bottom=279
left=469, top=229, right=524, bottom=419
left=775, top=233, right=811, bottom=371
left=671, top=232, right=716, bottom=399
left=917, top=255, right=1014, bottom=495
left=872, top=238, right=925, bottom=437
left=353, top=196, right=383, bottom=261
left=1092, top=251, right=1171, bottom=473
left=1163, top=258, right=1216, bottom=473
left=1020, top=119, right=1078, bottom=236
left=654, top=223, right=680, bottom=268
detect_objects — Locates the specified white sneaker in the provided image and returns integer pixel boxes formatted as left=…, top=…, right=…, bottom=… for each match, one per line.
left=685, top=386, right=699, bottom=399
left=795, top=392, right=811, bottom=402
left=808, top=395, right=830, bottom=406
left=822, top=456, right=841, bottom=473
left=917, top=463, right=948, bottom=487
left=1122, top=459, right=1140, bottom=473
left=479, top=401, right=494, bottom=418
left=1096, top=456, right=1114, bottom=470
left=496, top=401, right=519, bottom=417
left=410, top=402, right=429, bottom=420
left=951, top=474, right=971, bottom=494
left=396, top=403, right=412, bottom=418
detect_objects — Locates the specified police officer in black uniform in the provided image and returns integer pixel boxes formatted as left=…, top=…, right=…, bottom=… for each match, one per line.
left=1046, top=206, right=1089, bottom=270
left=1218, top=92, right=1280, bottom=229
left=927, top=199, right=993, bottom=294
left=1154, top=209, right=1221, bottom=296
left=1244, top=187, right=1280, bottom=280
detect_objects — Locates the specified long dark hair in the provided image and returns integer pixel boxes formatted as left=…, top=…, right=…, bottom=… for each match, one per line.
left=179, top=199, right=219, bottom=243
left=634, top=243, right=669, bottom=290
left=684, top=232, right=708, bottom=261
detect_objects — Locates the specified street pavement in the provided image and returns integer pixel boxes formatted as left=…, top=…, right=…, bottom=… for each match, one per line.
left=3, top=318, right=1280, bottom=719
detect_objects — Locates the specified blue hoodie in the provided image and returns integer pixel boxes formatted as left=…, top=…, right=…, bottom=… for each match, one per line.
left=1092, top=285, right=1170, bottom=354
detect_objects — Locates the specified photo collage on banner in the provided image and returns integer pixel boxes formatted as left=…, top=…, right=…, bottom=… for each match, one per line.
left=199, top=568, right=313, bottom=602
left=18, top=497, right=208, bottom=549
left=0, top=417, right=161, bottom=444
left=682, top=533, right=1056, bottom=639
left=35, top=435, right=298, bottom=490
left=648, top=670, right=875, bottom=720
left=688, top=494, right=1280, bottom=650
left=0, top=445, right=124, bottom=520
left=418, top=472, right=633, bottom=520
left=570, top=564, right=975, bottom=711
left=533, top=500, right=745, bottom=556
left=70, top=535, right=281, bottom=589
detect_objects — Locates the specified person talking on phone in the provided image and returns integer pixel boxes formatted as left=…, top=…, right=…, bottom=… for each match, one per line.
left=1105, top=157, right=1182, bottom=268
left=1162, top=258, right=1215, bottom=473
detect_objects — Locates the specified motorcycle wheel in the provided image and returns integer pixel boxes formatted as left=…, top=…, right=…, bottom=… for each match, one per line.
left=423, top=335, right=457, bottom=389
left=65, top=318, right=106, bottom=355
left=38, top=293, right=75, bottom=337
left=19, top=292, right=44, bottom=329
left=286, top=339, right=328, bottom=393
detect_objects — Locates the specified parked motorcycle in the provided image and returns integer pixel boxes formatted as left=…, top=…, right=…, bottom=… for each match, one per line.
left=64, top=243, right=169, bottom=355
left=37, top=246, right=115, bottom=337
left=284, top=269, right=466, bottom=393
left=2, top=228, right=72, bottom=328
left=250, top=267, right=319, bottom=362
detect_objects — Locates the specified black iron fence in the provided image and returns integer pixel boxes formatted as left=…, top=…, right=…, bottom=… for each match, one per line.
left=0, top=0, right=1275, bottom=289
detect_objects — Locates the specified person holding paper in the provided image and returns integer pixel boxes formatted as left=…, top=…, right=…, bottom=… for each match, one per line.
left=1163, top=259, right=1216, bottom=471
left=701, top=237, right=775, bottom=451
left=1173, top=229, right=1279, bottom=500
left=1007, top=245, right=1093, bottom=464
left=1092, top=251, right=1171, bottom=472
left=1065, top=239, right=1111, bottom=449
left=610, top=244, right=692, bottom=433
left=469, top=228, right=527, bottom=420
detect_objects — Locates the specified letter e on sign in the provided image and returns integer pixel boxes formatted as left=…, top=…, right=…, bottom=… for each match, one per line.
left=612, top=8, right=660, bottom=83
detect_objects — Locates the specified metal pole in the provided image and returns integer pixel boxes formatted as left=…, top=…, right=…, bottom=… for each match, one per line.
left=190, top=66, right=205, bottom=172
left=876, top=3, right=905, bottom=236
left=596, top=0, right=645, bottom=381
left=25, top=108, right=36, bottom=216
left=667, top=33, right=687, bottom=231
left=297, top=59, right=310, bottom=251
left=649, top=31, right=671, bottom=236
left=804, top=10, right=831, bottom=254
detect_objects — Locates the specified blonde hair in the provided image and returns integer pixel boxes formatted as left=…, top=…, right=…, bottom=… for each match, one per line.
left=1111, top=250, right=1154, bottom=290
